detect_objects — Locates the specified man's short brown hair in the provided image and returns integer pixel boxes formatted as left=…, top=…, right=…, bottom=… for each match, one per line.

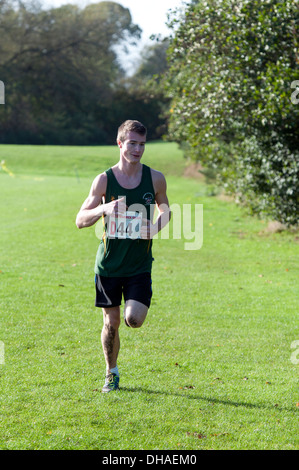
left=117, top=120, right=147, bottom=143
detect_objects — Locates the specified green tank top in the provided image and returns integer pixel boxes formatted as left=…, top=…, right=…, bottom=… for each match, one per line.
left=94, top=164, right=155, bottom=277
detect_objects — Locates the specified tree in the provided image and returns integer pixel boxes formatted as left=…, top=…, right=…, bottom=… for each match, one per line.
left=123, top=38, right=171, bottom=140
left=164, top=0, right=299, bottom=226
left=133, top=38, right=170, bottom=81
left=0, top=0, right=142, bottom=144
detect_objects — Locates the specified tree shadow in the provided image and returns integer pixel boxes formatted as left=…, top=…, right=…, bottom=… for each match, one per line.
left=120, top=386, right=294, bottom=413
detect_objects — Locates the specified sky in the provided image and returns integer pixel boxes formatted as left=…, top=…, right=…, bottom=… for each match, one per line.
left=43, top=0, right=185, bottom=41
left=41, top=0, right=186, bottom=72
left=41, top=0, right=186, bottom=71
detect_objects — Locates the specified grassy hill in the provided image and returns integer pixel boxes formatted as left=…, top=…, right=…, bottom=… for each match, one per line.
left=0, top=141, right=186, bottom=178
left=0, top=142, right=298, bottom=450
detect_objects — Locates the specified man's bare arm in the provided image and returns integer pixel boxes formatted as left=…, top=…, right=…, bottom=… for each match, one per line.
left=76, top=173, right=127, bottom=229
left=75, top=173, right=107, bottom=229
left=140, top=170, right=171, bottom=239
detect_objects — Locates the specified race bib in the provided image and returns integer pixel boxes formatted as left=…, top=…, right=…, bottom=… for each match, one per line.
left=106, top=211, right=142, bottom=239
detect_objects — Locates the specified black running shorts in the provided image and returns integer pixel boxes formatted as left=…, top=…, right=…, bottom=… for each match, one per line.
left=95, top=272, right=152, bottom=309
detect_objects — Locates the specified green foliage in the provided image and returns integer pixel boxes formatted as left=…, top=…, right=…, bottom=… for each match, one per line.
left=0, top=0, right=167, bottom=144
left=164, top=0, right=299, bottom=226
left=225, top=134, right=299, bottom=226
left=126, top=38, right=172, bottom=140
left=134, top=38, right=170, bottom=80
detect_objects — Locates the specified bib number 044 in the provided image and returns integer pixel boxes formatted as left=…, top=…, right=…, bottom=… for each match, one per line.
left=106, top=212, right=142, bottom=239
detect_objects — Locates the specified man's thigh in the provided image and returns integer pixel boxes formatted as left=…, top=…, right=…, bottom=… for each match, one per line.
left=95, top=272, right=152, bottom=317
left=123, top=272, right=152, bottom=308
left=102, top=305, right=121, bottom=329
left=124, top=299, right=148, bottom=328
left=95, top=275, right=123, bottom=308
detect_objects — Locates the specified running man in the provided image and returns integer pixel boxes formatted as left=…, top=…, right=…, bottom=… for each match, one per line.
left=76, top=120, right=171, bottom=392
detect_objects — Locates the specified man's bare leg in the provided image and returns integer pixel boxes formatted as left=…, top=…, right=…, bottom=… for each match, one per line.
left=101, top=306, right=120, bottom=373
left=124, top=300, right=148, bottom=328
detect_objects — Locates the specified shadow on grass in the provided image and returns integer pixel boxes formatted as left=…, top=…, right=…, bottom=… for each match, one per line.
left=120, top=386, right=294, bottom=413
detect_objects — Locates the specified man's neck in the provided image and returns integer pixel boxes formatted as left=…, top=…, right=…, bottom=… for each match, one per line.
left=117, top=157, right=142, bottom=177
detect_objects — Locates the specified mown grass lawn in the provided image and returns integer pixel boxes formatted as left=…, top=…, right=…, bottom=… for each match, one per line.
left=0, top=142, right=298, bottom=450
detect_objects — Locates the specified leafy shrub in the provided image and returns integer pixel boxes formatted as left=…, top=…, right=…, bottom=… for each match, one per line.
left=164, top=0, right=299, bottom=226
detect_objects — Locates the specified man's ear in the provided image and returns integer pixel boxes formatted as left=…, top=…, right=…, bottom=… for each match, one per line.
left=117, top=139, right=123, bottom=148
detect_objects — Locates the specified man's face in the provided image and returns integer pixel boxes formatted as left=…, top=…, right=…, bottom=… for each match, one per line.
left=118, top=131, right=146, bottom=164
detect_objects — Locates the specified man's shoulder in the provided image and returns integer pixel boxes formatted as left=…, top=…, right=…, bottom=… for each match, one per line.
left=92, top=171, right=108, bottom=192
left=148, top=167, right=167, bottom=194
left=149, top=167, right=166, bottom=183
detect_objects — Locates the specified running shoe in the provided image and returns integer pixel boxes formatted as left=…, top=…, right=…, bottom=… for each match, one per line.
left=102, top=373, right=120, bottom=393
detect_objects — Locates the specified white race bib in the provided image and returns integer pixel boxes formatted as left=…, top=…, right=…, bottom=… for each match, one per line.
left=106, top=211, right=142, bottom=239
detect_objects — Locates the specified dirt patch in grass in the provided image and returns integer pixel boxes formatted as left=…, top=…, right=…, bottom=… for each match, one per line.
left=183, top=162, right=205, bottom=179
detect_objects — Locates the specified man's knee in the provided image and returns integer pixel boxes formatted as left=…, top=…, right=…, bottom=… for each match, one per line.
left=125, top=312, right=143, bottom=328
left=102, top=307, right=121, bottom=330
left=104, top=318, right=120, bottom=332
left=124, top=300, right=148, bottom=328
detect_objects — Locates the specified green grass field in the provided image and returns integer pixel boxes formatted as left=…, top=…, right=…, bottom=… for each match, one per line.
left=0, top=142, right=298, bottom=450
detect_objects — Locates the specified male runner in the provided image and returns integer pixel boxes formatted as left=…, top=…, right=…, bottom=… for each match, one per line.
left=76, top=120, right=171, bottom=392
